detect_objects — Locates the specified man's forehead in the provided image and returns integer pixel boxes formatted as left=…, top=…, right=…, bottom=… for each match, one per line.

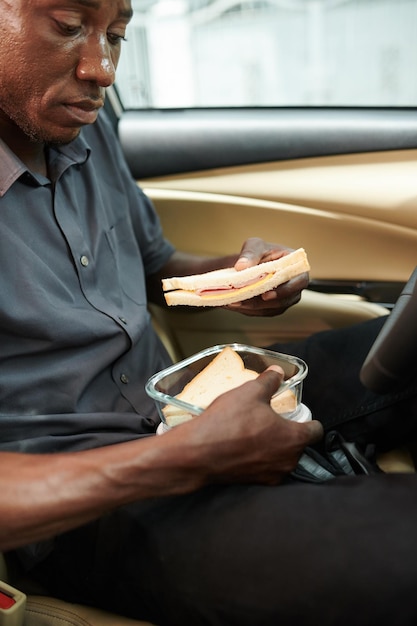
left=17, top=0, right=133, bottom=18
left=73, top=0, right=133, bottom=19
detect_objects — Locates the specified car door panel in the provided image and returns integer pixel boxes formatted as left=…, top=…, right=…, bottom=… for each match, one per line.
left=116, top=106, right=416, bottom=357
left=143, top=150, right=417, bottom=283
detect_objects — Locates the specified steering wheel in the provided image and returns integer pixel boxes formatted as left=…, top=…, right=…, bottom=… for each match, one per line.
left=360, top=266, right=417, bottom=394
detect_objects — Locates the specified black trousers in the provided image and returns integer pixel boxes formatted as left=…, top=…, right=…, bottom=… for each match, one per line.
left=26, top=317, right=417, bottom=625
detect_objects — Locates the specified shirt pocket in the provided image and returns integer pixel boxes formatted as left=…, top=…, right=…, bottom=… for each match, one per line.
left=105, top=216, right=147, bottom=306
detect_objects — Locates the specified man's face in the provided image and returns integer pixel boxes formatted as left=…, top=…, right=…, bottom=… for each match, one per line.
left=0, top=0, right=132, bottom=145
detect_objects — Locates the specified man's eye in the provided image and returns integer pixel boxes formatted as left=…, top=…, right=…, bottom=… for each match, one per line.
left=55, top=21, right=81, bottom=36
left=108, top=32, right=127, bottom=45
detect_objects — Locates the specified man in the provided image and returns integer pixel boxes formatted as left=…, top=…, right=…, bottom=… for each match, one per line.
left=2, top=2, right=417, bottom=625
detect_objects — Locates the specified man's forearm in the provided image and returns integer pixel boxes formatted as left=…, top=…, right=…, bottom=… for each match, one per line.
left=0, top=430, right=208, bottom=551
left=0, top=371, right=322, bottom=552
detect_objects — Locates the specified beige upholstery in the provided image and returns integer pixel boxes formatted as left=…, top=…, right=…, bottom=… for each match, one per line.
left=150, top=290, right=391, bottom=362
left=0, top=554, right=156, bottom=626
left=24, top=596, right=154, bottom=626
left=0, top=588, right=156, bottom=626
left=142, top=150, right=417, bottom=286
left=377, top=447, right=416, bottom=473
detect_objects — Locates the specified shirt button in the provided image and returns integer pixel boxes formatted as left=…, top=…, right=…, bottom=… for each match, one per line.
left=120, top=373, right=129, bottom=384
left=118, top=316, right=127, bottom=325
left=80, top=255, right=89, bottom=267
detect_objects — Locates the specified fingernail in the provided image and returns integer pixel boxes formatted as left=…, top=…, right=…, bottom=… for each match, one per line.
left=261, top=290, right=276, bottom=301
left=235, top=256, right=251, bottom=270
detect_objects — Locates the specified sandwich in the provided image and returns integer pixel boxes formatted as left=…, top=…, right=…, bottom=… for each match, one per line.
left=162, top=247, right=310, bottom=307
left=162, top=346, right=296, bottom=427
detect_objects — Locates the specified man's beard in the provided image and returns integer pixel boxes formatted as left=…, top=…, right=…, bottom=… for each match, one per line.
left=10, top=111, right=81, bottom=146
left=0, top=89, right=81, bottom=146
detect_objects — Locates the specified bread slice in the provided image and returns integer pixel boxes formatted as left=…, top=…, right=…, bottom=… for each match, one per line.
left=162, top=346, right=296, bottom=427
left=162, top=347, right=257, bottom=424
left=271, top=389, right=297, bottom=414
left=162, top=248, right=310, bottom=307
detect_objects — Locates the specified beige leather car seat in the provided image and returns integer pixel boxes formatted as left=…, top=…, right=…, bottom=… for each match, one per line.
left=0, top=553, right=156, bottom=626
left=23, top=596, right=154, bottom=626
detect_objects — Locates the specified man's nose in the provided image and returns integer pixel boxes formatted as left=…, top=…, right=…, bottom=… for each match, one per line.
left=76, top=35, right=116, bottom=87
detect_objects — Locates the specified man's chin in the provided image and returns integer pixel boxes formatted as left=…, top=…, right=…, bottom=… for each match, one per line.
left=30, top=126, right=82, bottom=146
left=49, top=129, right=82, bottom=146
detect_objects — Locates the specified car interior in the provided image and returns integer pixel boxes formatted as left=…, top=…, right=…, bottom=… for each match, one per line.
left=2, top=96, right=417, bottom=626
left=2, top=0, right=417, bottom=623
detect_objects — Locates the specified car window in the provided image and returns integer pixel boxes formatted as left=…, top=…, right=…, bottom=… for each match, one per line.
left=116, top=0, right=417, bottom=109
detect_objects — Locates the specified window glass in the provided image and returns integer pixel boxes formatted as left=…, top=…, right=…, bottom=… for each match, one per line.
left=116, top=0, right=417, bottom=108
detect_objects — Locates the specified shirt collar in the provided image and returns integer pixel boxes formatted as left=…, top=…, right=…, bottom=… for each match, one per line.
left=0, top=138, right=26, bottom=197
left=0, top=131, right=92, bottom=197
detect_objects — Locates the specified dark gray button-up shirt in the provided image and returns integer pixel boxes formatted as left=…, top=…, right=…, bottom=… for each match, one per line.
left=0, top=112, right=175, bottom=454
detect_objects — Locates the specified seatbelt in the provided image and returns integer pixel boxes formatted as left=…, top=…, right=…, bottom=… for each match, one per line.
left=0, top=581, right=26, bottom=626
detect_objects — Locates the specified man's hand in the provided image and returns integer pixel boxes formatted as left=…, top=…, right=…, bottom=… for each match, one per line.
left=176, top=366, right=323, bottom=486
left=225, top=238, right=309, bottom=317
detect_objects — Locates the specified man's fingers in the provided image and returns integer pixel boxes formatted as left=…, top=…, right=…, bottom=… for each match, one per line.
left=303, top=419, right=324, bottom=445
left=261, top=273, right=310, bottom=302
left=234, top=238, right=289, bottom=271
left=255, top=366, right=285, bottom=399
left=235, top=237, right=268, bottom=269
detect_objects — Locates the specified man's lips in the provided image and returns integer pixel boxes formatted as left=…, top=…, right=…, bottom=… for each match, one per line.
left=62, top=99, right=104, bottom=124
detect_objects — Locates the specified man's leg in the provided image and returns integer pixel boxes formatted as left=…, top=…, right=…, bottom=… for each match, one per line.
left=271, top=315, right=417, bottom=450
left=28, top=474, right=417, bottom=626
